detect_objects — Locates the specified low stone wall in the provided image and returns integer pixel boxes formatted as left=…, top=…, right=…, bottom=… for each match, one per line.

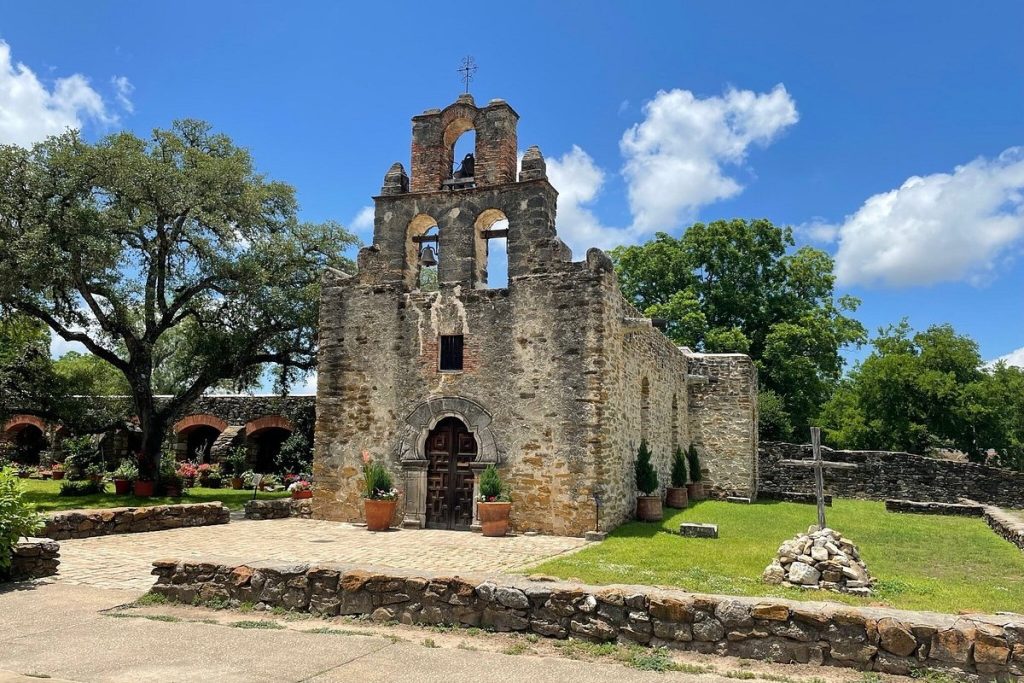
left=3, top=537, right=60, bottom=580
left=985, top=507, right=1024, bottom=552
left=885, top=500, right=984, bottom=516
left=760, top=442, right=1024, bottom=509
left=151, top=559, right=1023, bottom=679
left=244, top=498, right=312, bottom=520
left=42, top=502, right=229, bottom=540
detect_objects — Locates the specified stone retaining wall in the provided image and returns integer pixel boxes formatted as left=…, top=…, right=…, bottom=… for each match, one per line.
left=760, top=442, right=1024, bottom=509
left=244, top=498, right=312, bottom=520
left=42, top=502, right=229, bottom=540
left=151, top=559, right=1023, bottom=679
left=885, top=500, right=985, bottom=516
left=3, top=537, right=60, bottom=580
left=985, top=507, right=1024, bottom=552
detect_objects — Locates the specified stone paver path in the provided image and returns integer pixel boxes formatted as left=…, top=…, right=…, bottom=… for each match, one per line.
left=53, top=518, right=589, bottom=591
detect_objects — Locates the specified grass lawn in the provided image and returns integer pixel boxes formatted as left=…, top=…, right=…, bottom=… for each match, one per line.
left=529, top=498, right=1024, bottom=615
left=21, top=478, right=290, bottom=512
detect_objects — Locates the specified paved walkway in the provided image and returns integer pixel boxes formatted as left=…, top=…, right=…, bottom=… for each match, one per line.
left=54, top=518, right=589, bottom=590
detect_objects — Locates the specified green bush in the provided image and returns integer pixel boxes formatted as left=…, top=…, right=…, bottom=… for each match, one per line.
left=1, top=467, right=42, bottom=570
left=686, top=444, right=702, bottom=483
left=478, top=464, right=509, bottom=502
left=275, top=433, right=312, bottom=474
left=670, top=447, right=688, bottom=488
left=59, top=479, right=107, bottom=496
left=112, top=459, right=138, bottom=481
left=224, top=447, right=248, bottom=477
left=362, top=459, right=396, bottom=500
left=61, top=435, right=102, bottom=480
left=634, top=440, right=658, bottom=496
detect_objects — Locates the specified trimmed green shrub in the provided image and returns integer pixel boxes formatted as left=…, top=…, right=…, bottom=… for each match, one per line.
left=1, top=466, right=41, bottom=570
left=59, top=479, right=107, bottom=496
left=634, top=440, right=658, bottom=496
left=478, top=464, right=509, bottom=502
left=670, top=447, right=688, bottom=488
left=687, top=444, right=702, bottom=482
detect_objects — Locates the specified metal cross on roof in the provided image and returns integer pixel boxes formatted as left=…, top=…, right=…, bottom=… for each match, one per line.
left=458, top=56, right=478, bottom=94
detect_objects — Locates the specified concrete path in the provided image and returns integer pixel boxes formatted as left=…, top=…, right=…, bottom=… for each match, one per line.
left=54, top=518, right=588, bottom=590
left=0, top=582, right=881, bottom=683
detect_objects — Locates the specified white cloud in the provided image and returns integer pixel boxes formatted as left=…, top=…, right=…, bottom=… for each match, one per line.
left=111, top=75, right=134, bottom=113
left=546, top=145, right=622, bottom=252
left=620, top=85, right=798, bottom=234
left=989, top=347, right=1024, bottom=369
left=0, top=40, right=117, bottom=147
left=351, top=205, right=374, bottom=233
left=831, top=148, right=1024, bottom=287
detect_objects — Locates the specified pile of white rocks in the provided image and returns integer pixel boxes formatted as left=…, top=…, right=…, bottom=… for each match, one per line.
left=762, top=526, right=875, bottom=596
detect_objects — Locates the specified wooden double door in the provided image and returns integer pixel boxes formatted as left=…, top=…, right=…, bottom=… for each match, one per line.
left=425, top=417, right=477, bottom=530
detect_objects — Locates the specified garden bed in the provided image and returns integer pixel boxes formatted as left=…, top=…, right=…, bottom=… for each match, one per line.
left=20, top=478, right=290, bottom=512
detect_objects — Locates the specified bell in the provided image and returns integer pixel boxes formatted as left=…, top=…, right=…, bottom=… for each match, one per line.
left=419, top=245, right=438, bottom=267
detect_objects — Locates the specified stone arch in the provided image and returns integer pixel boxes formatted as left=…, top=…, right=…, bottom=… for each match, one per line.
left=3, top=414, right=46, bottom=437
left=473, top=208, right=509, bottom=288
left=244, top=415, right=294, bottom=437
left=397, top=396, right=499, bottom=465
left=406, top=213, right=440, bottom=289
left=173, top=414, right=228, bottom=435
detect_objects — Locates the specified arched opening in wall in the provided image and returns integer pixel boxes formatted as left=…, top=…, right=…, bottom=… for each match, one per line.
left=406, top=214, right=440, bottom=291
left=444, top=118, right=476, bottom=188
left=671, top=393, right=679, bottom=453
left=424, top=416, right=477, bottom=530
left=181, top=425, right=222, bottom=463
left=473, top=209, right=509, bottom=288
left=640, top=377, right=651, bottom=445
left=244, top=416, right=294, bottom=473
left=4, top=423, right=47, bottom=465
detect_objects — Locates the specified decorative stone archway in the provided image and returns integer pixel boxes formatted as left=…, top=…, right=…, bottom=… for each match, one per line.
left=396, top=396, right=501, bottom=530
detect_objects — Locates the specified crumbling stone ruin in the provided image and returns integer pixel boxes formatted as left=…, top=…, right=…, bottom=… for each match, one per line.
left=312, top=94, right=758, bottom=536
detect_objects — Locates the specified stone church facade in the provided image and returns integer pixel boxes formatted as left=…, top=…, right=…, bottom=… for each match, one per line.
left=312, top=94, right=758, bottom=536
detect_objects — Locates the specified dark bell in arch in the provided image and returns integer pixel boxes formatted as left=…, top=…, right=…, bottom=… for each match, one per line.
left=453, top=153, right=475, bottom=179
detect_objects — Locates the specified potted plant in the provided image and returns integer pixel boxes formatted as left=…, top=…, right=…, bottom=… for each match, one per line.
left=51, top=463, right=65, bottom=481
left=160, top=452, right=185, bottom=497
left=259, top=473, right=280, bottom=491
left=86, top=463, right=104, bottom=485
left=112, top=459, right=137, bottom=495
left=665, top=446, right=689, bottom=508
left=205, top=470, right=223, bottom=489
left=289, top=479, right=313, bottom=500
left=361, top=454, right=398, bottom=531
left=177, top=461, right=198, bottom=487
left=635, top=440, right=662, bottom=521
left=686, top=444, right=705, bottom=500
left=476, top=464, right=512, bottom=537
left=226, top=448, right=248, bottom=489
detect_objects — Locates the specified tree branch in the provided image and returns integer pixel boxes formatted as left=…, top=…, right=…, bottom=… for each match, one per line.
left=12, top=300, right=130, bottom=373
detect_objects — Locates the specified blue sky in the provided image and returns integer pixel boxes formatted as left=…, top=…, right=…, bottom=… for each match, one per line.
left=2, top=1, right=1023, bottom=373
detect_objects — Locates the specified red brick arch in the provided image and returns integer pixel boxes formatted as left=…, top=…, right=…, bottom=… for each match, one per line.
left=244, top=415, right=293, bottom=437
left=173, top=414, right=228, bottom=435
left=3, top=414, right=46, bottom=437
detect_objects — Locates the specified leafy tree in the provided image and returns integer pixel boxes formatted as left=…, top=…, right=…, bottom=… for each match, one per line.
left=757, top=389, right=793, bottom=441
left=634, top=440, right=658, bottom=495
left=0, top=122, right=358, bottom=477
left=611, top=220, right=866, bottom=439
left=819, top=321, right=1024, bottom=469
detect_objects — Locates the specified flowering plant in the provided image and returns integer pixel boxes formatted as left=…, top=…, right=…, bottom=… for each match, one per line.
left=288, top=479, right=312, bottom=492
left=361, top=453, right=399, bottom=500
left=176, top=461, right=198, bottom=482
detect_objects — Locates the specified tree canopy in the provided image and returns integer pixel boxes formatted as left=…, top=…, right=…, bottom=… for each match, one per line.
left=0, top=121, right=358, bottom=475
left=611, top=219, right=866, bottom=439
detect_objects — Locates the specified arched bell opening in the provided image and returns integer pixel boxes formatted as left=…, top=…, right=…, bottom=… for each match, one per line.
left=443, top=117, right=476, bottom=190
left=406, top=213, right=440, bottom=291
left=473, top=209, right=509, bottom=289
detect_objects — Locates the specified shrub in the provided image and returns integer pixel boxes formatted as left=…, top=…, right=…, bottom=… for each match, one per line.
left=361, top=458, right=396, bottom=500
left=276, top=432, right=313, bottom=475
left=224, top=447, right=248, bottom=477
left=687, top=444, right=702, bottom=483
left=478, top=464, right=509, bottom=502
left=112, top=459, right=138, bottom=481
left=62, top=435, right=102, bottom=480
left=670, top=447, right=688, bottom=488
left=204, top=471, right=223, bottom=489
left=241, top=470, right=259, bottom=488
left=59, top=479, right=107, bottom=496
left=160, top=452, right=186, bottom=493
left=635, top=440, right=658, bottom=496
left=0, top=467, right=41, bottom=570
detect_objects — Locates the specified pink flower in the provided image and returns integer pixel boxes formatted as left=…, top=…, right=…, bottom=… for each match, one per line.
left=361, top=450, right=371, bottom=464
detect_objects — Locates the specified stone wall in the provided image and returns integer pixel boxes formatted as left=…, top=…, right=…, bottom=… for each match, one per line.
left=42, top=502, right=229, bottom=540
left=759, top=442, right=1024, bottom=509
left=3, top=537, right=60, bottom=581
left=151, top=559, right=1024, bottom=679
left=984, top=507, right=1024, bottom=552
left=244, top=498, right=312, bottom=520
left=885, top=500, right=985, bottom=516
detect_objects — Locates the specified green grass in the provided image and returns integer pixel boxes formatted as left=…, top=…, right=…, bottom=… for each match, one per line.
left=21, top=478, right=290, bottom=512
left=230, top=620, right=285, bottom=629
left=530, top=499, right=1024, bottom=614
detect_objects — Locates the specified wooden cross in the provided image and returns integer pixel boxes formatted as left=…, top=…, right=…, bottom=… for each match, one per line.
left=458, top=56, right=478, bottom=94
left=778, top=427, right=858, bottom=529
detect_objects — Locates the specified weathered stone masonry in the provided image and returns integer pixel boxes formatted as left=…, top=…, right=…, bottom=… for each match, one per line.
left=41, top=502, right=229, bottom=540
left=152, top=560, right=1024, bottom=679
left=312, top=94, right=757, bottom=536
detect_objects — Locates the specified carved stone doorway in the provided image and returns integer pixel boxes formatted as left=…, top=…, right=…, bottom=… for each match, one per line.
left=425, top=417, right=477, bottom=530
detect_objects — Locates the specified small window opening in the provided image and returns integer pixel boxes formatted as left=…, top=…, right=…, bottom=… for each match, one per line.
left=439, top=335, right=464, bottom=371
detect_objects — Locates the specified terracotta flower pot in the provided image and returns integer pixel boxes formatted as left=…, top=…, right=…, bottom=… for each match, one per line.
left=364, top=499, right=397, bottom=531
left=134, top=480, right=155, bottom=497
left=686, top=482, right=706, bottom=501
left=113, top=479, right=132, bottom=495
left=665, top=486, right=689, bottom=509
left=292, top=490, right=313, bottom=500
left=51, top=470, right=65, bottom=481
left=231, top=477, right=244, bottom=490
left=636, top=495, right=663, bottom=521
left=477, top=501, right=512, bottom=537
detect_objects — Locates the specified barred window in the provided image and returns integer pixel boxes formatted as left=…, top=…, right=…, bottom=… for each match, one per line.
left=439, top=335, right=464, bottom=371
